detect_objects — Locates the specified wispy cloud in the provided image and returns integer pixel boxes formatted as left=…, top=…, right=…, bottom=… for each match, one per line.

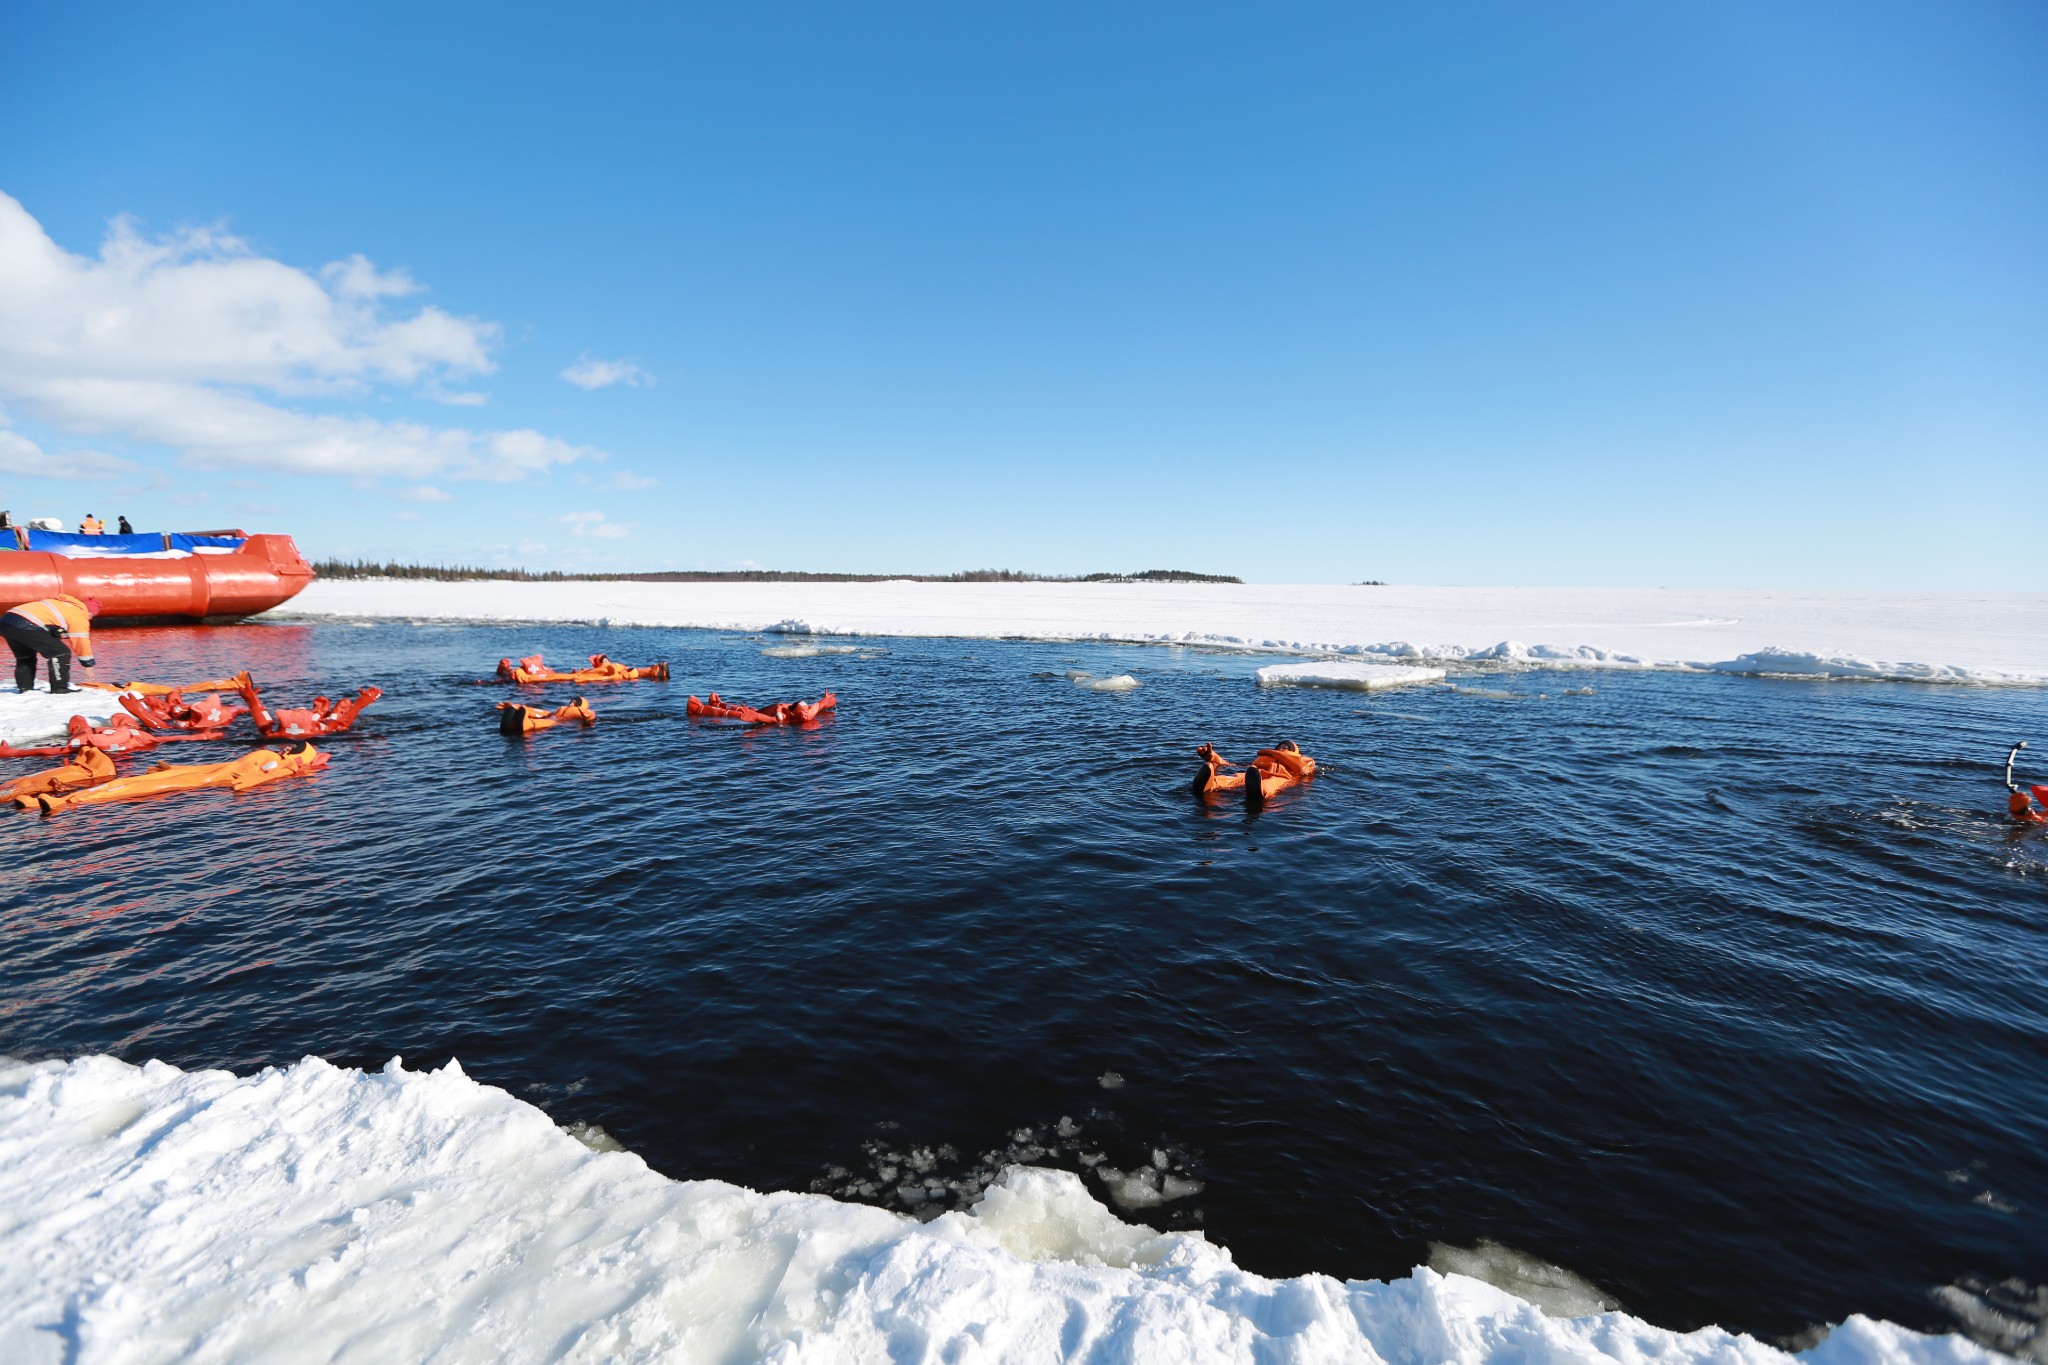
left=398, top=484, right=453, bottom=503
left=561, top=509, right=629, bottom=539
left=0, top=427, right=139, bottom=482
left=560, top=355, right=652, bottom=391
left=0, top=192, right=597, bottom=483
left=606, top=471, right=659, bottom=491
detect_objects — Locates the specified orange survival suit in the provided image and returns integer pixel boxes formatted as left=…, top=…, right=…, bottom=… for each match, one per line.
left=0, top=713, right=230, bottom=759
left=0, top=745, right=116, bottom=801
left=83, top=676, right=244, bottom=696
left=1193, top=741, right=1318, bottom=803
left=497, top=697, right=597, bottom=734
left=3, top=593, right=96, bottom=692
left=119, top=690, right=248, bottom=732
left=18, top=742, right=327, bottom=815
left=235, top=673, right=382, bottom=739
left=497, top=654, right=671, bottom=684
left=686, top=691, right=836, bottom=725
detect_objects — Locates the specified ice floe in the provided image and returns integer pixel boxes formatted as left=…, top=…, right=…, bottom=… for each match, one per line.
left=0, top=1053, right=2011, bottom=1365
left=1066, top=670, right=1141, bottom=691
left=1256, top=661, right=1446, bottom=691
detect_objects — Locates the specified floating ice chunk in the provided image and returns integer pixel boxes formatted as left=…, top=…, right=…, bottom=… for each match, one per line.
left=1067, top=672, right=1140, bottom=691
left=1255, top=662, right=1446, bottom=691
left=1428, top=1239, right=1619, bottom=1318
left=762, top=644, right=869, bottom=658
left=1092, top=1162, right=1207, bottom=1210
left=929, top=1166, right=1192, bottom=1268
left=562, top=1121, right=625, bottom=1153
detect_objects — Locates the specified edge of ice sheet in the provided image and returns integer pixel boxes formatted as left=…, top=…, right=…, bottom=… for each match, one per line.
left=266, top=581, right=2048, bottom=687
left=0, top=683, right=117, bottom=746
left=1257, top=661, right=1446, bottom=690
left=0, top=1055, right=2009, bottom=1365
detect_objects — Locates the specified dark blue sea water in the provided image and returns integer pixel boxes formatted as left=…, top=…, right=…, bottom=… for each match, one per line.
left=5, top=622, right=2045, bottom=1346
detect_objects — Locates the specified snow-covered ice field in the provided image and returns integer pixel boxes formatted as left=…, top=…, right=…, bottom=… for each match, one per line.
left=0, top=1054, right=2007, bottom=1365
left=275, top=581, right=2048, bottom=685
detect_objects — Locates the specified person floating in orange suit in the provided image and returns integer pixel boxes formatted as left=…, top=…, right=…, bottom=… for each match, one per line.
left=685, top=691, right=836, bottom=725
left=1192, top=740, right=1318, bottom=807
left=0, top=712, right=230, bottom=759
left=234, top=672, right=382, bottom=739
left=2006, top=742, right=2048, bottom=825
left=18, top=742, right=327, bottom=815
left=118, top=689, right=248, bottom=733
left=0, top=744, right=116, bottom=801
left=497, top=696, right=596, bottom=734
left=496, top=654, right=670, bottom=684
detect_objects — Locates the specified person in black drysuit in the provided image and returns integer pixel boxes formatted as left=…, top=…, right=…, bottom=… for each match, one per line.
left=117, top=515, right=133, bottom=534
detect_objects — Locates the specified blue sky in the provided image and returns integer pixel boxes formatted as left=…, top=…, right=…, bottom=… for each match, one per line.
left=1, top=2, right=2042, bottom=586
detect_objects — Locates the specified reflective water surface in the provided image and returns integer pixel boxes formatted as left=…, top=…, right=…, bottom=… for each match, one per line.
left=5, top=622, right=2045, bottom=1344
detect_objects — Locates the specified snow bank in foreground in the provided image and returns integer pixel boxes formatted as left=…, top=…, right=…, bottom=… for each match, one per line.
left=272, top=581, right=2048, bottom=686
left=1256, top=662, right=1446, bottom=691
left=0, top=1056, right=2002, bottom=1365
left=0, top=683, right=116, bottom=747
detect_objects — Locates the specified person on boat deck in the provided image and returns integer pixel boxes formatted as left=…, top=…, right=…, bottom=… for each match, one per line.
left=1, top=594, right=98, bottom=694
left=117, top=515, right=133, bottom=534
left=79, top=513, right=104, bottom=535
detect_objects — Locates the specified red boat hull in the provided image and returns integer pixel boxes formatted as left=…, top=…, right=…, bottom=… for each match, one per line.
left=0, top=534, right=315, bottom=622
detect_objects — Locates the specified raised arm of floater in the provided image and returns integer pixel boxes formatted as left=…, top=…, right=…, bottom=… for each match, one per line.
left=2007, top=741, right=2028, bottom=793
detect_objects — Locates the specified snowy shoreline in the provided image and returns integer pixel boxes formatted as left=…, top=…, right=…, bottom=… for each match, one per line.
left=268, top=580, right=2048, bottom=686
left=0, top=1053, right=2009, bottom=1365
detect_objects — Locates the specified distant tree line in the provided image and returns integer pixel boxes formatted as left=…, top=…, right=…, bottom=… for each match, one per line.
left=312, top=559, right=1243, bottom=585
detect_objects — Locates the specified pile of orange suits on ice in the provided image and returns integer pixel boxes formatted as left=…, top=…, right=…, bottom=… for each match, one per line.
left=686, top=691, right=837, bottom=726
left=497, top=653, right=670, bottom=684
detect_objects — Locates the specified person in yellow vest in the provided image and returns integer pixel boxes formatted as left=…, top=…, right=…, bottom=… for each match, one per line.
left=79, top=514, right=104, bottom=535
left=1, top=594, right=100, bottom=693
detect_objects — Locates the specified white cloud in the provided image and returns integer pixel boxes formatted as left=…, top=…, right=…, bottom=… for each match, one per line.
left=398, top=484, right=452, bottom=503
left=0, top=192, right=596, bottom=483
left=392, top=510, right=420, bottom=522
left=560, top=355, right=652, bottom=390
left=605, top=470, right=659, bottom=491
left=0, top=428, right=139, bottom=482
left=561, top=510, right=629, bottom=539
